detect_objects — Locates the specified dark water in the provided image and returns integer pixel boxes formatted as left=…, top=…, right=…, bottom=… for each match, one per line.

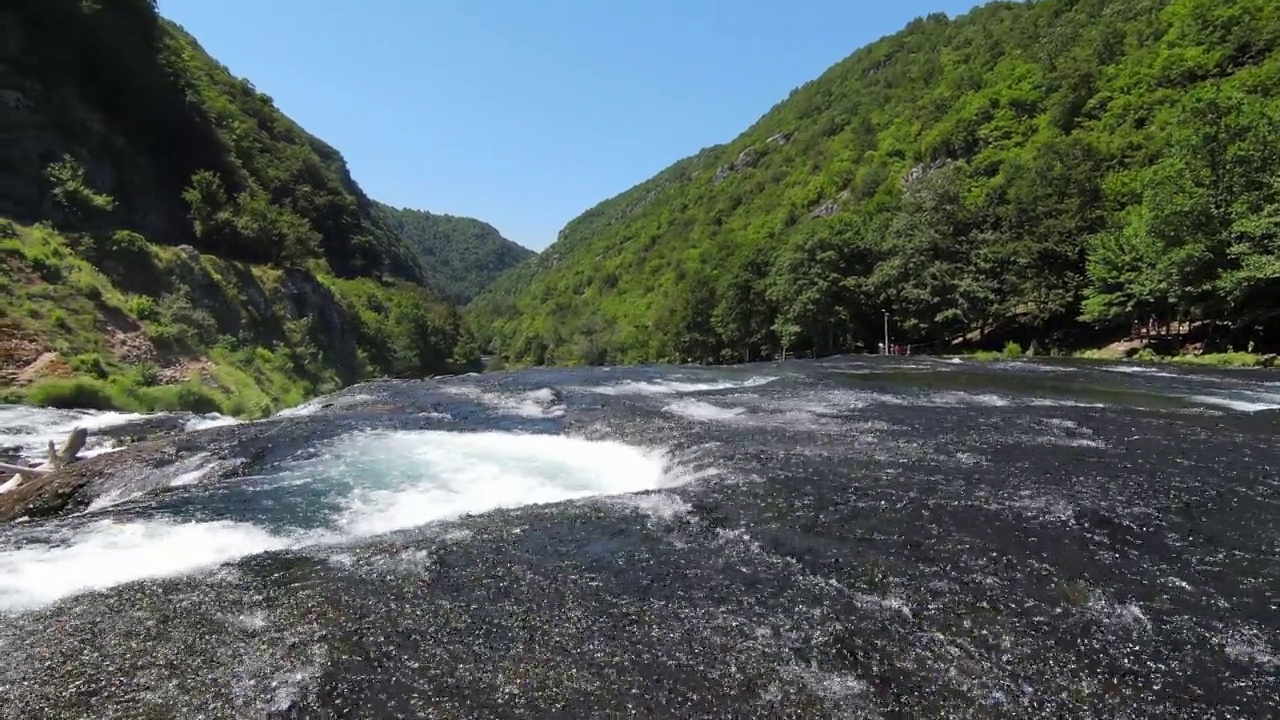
left=0, top=357, right=1277, bottom=718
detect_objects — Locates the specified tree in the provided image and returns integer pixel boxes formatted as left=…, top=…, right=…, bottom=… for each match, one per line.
left=1083, top=85, right=1280, bottom=326
left=868, top=162, right=992, bottom=342
left=712, top=245, right=776, bottom=362
left=44, top=155, right=115, bottom=227
left=655, top=269, right=720, bottom=363
left=182, top=169, right=234, bottom=252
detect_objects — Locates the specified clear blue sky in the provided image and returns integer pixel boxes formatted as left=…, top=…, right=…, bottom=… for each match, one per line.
left=157, top=0, right=981, bottom=250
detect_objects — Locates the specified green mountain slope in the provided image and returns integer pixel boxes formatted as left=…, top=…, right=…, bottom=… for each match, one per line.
left=469, top=0, right=1280, bottom=366
left=373, top=203, right=533, bottom=304
left=1, top=0, right=479, bottom=415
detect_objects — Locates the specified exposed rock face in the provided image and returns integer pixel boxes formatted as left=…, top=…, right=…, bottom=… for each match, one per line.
left=0, top=335, right=46, bottom=386
left=14, top=351, right=71, bottom=386
left=155, top=247, right=365, bottom=384
left=278, top=269, right=360, bottom=382
left=807, top=189, right=852, bottom=219
left=711, top=147, right=762, bottom=185
left=902, top=158, right=950, bottom=188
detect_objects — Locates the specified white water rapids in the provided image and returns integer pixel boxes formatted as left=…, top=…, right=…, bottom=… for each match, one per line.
left=0, top=429, right=674, bottom=612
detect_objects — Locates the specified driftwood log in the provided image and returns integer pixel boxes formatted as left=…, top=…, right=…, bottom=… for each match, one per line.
left=0, top=427, right=88, bottom=487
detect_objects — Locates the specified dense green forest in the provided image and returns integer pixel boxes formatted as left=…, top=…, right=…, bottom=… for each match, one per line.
left=0, top=0, right=489, bottom=414
left=469, top=0, right=1280, bottom=366
left=373, top=203, right=533, bottom=304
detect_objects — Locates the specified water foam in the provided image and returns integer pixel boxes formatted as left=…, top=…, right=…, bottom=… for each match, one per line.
left=664, top=399, right=749, bottom=422
left=582, top=376, right=776, bottom=396
left=0, top=430, right=675, bottom=612
left=318, top=430, right=664, bottom=535
left=1187, top=394, right=1280, bottom=413
left=273, top=393, right=375, bottom=418
left=1101, top=364, right=1183, bottom=379
left=0, top=405, right=148, bottom=461
left=184, top=413, right=241, bottom=431
left=0, top=405, right=235, bottom=464
left=440, top=386, right=566, bottom=418
left=0, top=519, right=291, bottom=610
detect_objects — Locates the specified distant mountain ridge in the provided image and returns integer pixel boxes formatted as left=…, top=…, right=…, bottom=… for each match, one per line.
left=373, top=203, right=533, bottom=304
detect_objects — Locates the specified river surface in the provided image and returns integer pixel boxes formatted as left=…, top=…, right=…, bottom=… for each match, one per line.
left=0, top=356, right=1276, bottom=718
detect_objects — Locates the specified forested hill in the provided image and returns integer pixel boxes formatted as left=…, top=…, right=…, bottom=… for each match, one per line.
left=373, top=203, right=533, bottom=304
left=0, top=0, right=489, bottom=415
left=468, top=0, right=1280, bottom=366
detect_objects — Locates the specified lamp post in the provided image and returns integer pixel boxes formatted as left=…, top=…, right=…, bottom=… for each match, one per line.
left=883, top=310, right=889, bottom=355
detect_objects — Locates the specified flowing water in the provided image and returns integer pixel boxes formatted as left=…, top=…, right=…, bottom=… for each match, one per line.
left=0, top=357, right=1276, bottom=718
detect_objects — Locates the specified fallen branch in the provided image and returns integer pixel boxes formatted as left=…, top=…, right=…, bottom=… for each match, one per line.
left=0, top=462, right=50, bottom=476
left=0, top=427, right=89, bottom=491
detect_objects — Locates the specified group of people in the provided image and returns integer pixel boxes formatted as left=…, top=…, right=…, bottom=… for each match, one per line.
left=878, top=342, right=911, bottom=355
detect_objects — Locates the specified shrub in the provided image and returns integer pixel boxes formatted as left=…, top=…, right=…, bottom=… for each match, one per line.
left=26, top=377, right=124, bottom=411
left=70, top=273, right=104, bottom=301
left=27, top=375, right=226, bottom=415
left=1002, top=340, right=1023, bottom=358
left=44, top=155, right=115, bottom=224
left=147, top=322, right=180, bottom=350
left=106, top=229, right=149, bottom=255
left=125, top=294, right=160, bottom=321
left=1132, top=347, right=1158, bottom=362
left=23, top=244, right=65, bottom=282
left=127, top=362, right=160, bottom=387
left=158, top=293, right=219, bottom=347
left=69, top=352, right=110, bottom=379
left=139, top=383, right=223, bottom=414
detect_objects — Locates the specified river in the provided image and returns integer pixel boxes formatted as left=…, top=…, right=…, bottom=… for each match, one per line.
left=0, top=356, right=1276, bottom=717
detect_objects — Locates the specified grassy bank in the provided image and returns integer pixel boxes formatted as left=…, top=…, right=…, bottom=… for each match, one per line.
left=1, top=222, right=334, bottom=417
left=8, top=345, right=327, bottom=418
left=954, top=341, right=1273, bottom=368
left=1, top=220, right=474, bottom=418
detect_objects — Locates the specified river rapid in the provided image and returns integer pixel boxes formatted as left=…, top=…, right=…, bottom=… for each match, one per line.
left=0, top=356, right=1276, bottom=718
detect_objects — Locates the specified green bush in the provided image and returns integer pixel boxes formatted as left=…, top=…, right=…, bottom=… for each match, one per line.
left=147, top=322, right=179, bottom=350
left=44, top=155, right=115, bottom=226
left=1002, top=340, right=1024, bottom=358
left=125, top=294, right=160, bottom=321
left=1132, top=347, right=1158, bottom=362
left=69, top=273, right=104, bottom=301
left=69, top=352, right=110, bottom=379
left=125, top=362, right=160, bottom=387
left=24, top=247, right=65, bottom=282
left=106, top=230, right=149, bottom=255
left=26, top=377, right=125, bottom=411
left=26, top=375, right=228, bottom=416
left=221, top=393, right=271, bottom=419
left=138, top=383, right=222, bottom=414
left=151, top=293, right=219, bottom=351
